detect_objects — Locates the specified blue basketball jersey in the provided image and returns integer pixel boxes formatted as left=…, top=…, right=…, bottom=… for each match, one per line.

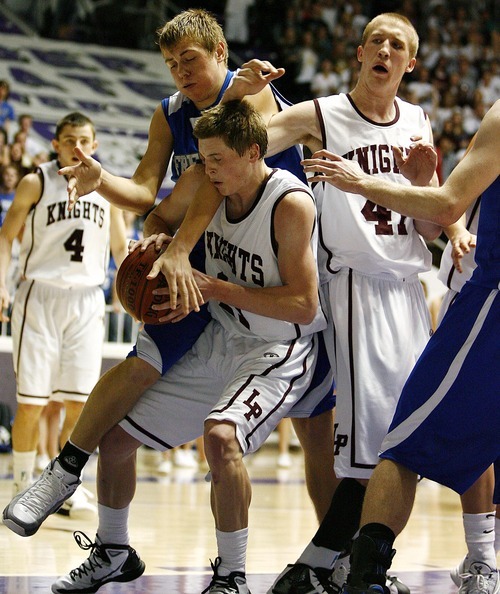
left=470, top=176, right=500, bottom=289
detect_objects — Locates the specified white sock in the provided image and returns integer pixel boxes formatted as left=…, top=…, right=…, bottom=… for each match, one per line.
left=12, top=450, right=36, bottom=494
left=495, top=516, right=500, bottom=556
left=97, top=503, right=130, bottom=545
left=298, top=541, right=340, bottom=570
left=216, top=528, right=248, bottom=576
left=463, top=512, right=497, bottom=569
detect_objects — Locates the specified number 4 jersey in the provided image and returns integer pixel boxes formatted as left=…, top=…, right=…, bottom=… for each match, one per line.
left=314, top=93, right=432, bottom=282
left=19, top=159, right=111, bottom=288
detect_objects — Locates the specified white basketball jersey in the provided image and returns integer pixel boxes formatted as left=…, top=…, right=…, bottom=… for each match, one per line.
left=205, top=169, right=327, bottom=341
left=315, top=94, right=432, bottom=281
left=19, top=160, right=111, bottom=288
left=438, top=197, right=480, bottom=291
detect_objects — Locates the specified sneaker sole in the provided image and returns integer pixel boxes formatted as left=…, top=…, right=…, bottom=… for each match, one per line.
left=3, top=501, right=65, bottom=537
left=51, top=559, right=146, bottom=593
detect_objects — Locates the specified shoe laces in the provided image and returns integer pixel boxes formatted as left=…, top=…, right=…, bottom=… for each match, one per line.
left=202, top=557, right=245, bottom=593
left=69, top=531, right=106, bottom=580
left=16, top=467, right=66, bottom=516
left=459, top=570, right=496, bottom=594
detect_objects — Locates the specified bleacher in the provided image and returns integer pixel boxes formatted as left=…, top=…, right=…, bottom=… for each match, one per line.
left=0, top=3, right=176, bottom=193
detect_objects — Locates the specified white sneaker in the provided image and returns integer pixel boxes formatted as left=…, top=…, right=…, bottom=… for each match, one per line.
left=157, top=458, right=173, bottom=474
left=35, top=454, right=51, bottom=472
left=451, top=558, right=500, bottom=594
left=174, top=448, right=198, bottom=468
left=3, top=458, right=80, bottom=536
left=277, top=453, right=292, bottom=468
left=56, top=486, right=97, bottom=521
left=52, top=532, right=145, bottom=593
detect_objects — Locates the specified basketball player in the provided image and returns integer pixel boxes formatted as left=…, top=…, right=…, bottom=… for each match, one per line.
left=0, top=112, right=127, bottom=501
left=9, top=100, right=327, bottom=594
left=304, top=99, right=500, bottom=594
left=153, top=12, right=445, bottom=594
left=2, top=8, right=336, bottom=530
left=433, top=141, right=499, bottom=593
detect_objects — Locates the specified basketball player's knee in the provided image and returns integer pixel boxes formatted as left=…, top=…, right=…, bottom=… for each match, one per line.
left=99, top=425, right=134, bottom=464
left=204, top=421, right=241, bottom=467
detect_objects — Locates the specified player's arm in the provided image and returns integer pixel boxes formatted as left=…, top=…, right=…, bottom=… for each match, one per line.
left=0, top=172, right=41, bottom=319
left=108, top=206, right=128, bottom=270
left=59, top=105, right=173, bottom=215
left=302, top=101, right=500, bottom=226
left=147, top=169, right=222, bottom=314
left=167, top=190, right=319, bottom=325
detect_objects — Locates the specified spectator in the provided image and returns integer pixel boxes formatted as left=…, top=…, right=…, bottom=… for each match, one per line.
left=310, top=58, right=340, bottom=98
left=294, top=30, right=319, bottom=101
left=0, top=164, right=23, bottom=226
left=0, top=81, right=15, bottom=138
left=11, top=114, right=50, bottom=166
left=0, top=128, right=10, bottom=168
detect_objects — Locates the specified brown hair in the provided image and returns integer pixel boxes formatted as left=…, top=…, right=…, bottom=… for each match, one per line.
left=194, top=100, right=268, bottom=159
left=157, top=9, right=228, bottom=67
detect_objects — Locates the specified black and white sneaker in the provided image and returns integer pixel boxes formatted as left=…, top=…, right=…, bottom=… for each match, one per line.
left=267, top=562, right=338, bottom=594
left=202, top=557, right=251, bottom=593
left=51, top=531, right=145, bottom=593
left=3, top=459, right=80, bottom=537
left=331, top=554, right=409, bottom=594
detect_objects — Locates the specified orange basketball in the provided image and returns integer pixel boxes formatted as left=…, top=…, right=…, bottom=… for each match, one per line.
left=116, top=243, right=169, bottom=325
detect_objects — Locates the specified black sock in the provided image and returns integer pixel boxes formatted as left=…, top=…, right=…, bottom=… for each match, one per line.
left=360, top=522, right=396, bottom=545
left=312, top=478, right=366, bottom=552
left=57, top=441, right=91, bottom=478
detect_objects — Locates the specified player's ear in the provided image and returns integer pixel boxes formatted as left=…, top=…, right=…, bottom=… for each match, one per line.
left=51, top=138, right=59, bottom=153
left=356, top=45, right=364, bottom=63
left=405, top=57, right=416, bottom=73
left=91, top=139, right=99, bottom=154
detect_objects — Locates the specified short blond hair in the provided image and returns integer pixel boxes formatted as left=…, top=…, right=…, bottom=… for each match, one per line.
left=361, top=13, right=419, bottom=59
left=157, top=9, right=228, bottom=67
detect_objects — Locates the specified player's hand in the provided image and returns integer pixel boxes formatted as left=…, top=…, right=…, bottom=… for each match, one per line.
left=0, top=286, right=10, bottom=323
left=58, top=146, right=102, bottom=211
left=130, top=233, right=172, bottom=254
left=147, top=244, right=204, bottom=316
left=394, top=137, right=437, bottom=186
left=151, top=268, right=207, bottom=323
left=223, top=59, right=285, bottom=102
left=450, top=230, right=476, bottom=273
left=302, top=150, right=367, bottom=192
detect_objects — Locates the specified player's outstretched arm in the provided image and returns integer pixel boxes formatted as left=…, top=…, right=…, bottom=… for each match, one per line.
left=60, top=105, right=173, bottom=215
left=222, top=59, right=285, bottom=103
left=302, top=100, right=500, bottom=226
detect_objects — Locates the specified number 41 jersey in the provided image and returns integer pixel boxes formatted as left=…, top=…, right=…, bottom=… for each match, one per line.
left=19, top=160, right=111, bottom=289
left=315, top=93, right=432, bottom=282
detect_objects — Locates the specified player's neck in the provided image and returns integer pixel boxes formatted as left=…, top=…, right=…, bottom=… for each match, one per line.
left=225, top=167, right=272, bottom=219
left=350, top=83, right=398, bottom=123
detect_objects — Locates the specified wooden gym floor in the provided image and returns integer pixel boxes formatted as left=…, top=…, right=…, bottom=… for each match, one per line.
left=0, top=441, right=470, bottom=593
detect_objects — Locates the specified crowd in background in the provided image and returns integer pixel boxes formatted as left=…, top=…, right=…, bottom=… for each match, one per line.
left=6, top=0, right=499, bottom=185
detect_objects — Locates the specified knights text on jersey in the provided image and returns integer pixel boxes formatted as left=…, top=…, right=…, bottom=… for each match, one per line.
left=315, top=93, right=432, bottom=280
left=19, top=160, right=111, bottom=288
left=205, top=169, right=327, bottom=341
